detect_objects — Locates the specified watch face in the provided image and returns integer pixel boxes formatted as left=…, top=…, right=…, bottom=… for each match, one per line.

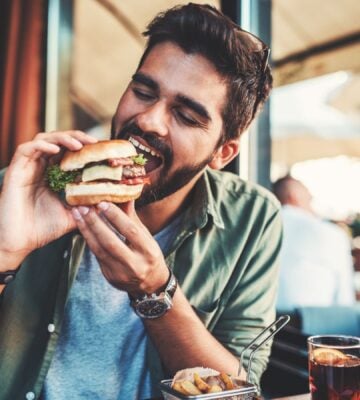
left=135, top=298, right=171, bottom=319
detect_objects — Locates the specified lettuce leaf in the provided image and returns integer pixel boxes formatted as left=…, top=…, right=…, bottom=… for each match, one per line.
left=132, top=154, right=147, bottom=166
left=45, top=165, right=78, bottom=192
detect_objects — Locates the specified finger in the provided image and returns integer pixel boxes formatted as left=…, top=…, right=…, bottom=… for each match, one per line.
left=97, top=202, right=152, bottom=245
left=119, top=200, right=134, bottom=214
left=72, top=206, right=133, bottom=262
left=36, top=130, right=98, bottom=144
left=56, top=130, right=98, bottom=144
left=14, top=140, right=60, bottom=161
left=33, top=133, right=82, bottom=152
left=34, top=131, right=98, bottom=151
left=118, top=200, right=143, bottom=225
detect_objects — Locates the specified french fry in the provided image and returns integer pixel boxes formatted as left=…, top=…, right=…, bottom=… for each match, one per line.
left=207, top=384, right=223, bottom=393
left=172, top=382, right=189, bottom=395
left=194, top=372, right=211, bottom=392
left=180, top=380, right=202, bottom=395
left=220, top=372, right=235, bottom=390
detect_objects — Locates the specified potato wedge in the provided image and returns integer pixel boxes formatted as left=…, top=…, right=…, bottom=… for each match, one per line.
left=207, top=384, right=223, bottom=393
left=180, top=380, right=202, bottom=395
left=172, top=382, right=189, bottom=395
left=220, top=372, right=235, bottom=390
left=194, top=372, right=211, bottom=392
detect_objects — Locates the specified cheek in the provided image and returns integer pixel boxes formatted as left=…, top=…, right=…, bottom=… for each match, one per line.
left=115, top=92, right=134, bottom=121
left=170, top=130, right=216, bottom=164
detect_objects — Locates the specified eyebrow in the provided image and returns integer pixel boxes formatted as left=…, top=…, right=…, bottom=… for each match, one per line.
left=132, top=73, right=159, bottom=92
left=132, top=72, right=211, bottom=122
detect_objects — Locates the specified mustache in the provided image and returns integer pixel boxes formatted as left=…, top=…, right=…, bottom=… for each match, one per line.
left=118, top=122, right=173, bottom=165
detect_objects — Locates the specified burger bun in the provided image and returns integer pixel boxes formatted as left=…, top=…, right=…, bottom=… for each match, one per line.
left=60, top=140, right=137, bottom=171
left=65, top=182, right=144, bottom=206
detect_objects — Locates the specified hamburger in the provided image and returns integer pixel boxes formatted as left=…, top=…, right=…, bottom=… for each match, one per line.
left=46, top=140, right=149, bottom=205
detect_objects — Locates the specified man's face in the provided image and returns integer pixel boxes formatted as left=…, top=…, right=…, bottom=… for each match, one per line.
left=111, top=42, right=228, bottom=206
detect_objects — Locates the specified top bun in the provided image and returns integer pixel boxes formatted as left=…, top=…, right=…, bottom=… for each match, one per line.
left=60, top=140, right=137, bottom=171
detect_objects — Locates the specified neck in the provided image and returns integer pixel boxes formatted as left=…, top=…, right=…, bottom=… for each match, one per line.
left=137, top=176, right=201, bottom=234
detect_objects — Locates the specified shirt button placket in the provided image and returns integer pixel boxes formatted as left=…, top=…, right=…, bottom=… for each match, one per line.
left=47, top=323, right=55, bottom=333
left=25, top=392, right=35, bottom=400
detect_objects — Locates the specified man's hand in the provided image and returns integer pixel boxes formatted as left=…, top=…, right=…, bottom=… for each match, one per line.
left=71, top=201, right=170, bottom=295
left=0, top=131, right=98, bottom=271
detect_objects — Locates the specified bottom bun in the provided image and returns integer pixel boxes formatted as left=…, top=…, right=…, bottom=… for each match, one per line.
left=65, top=182, right=144, bottom=206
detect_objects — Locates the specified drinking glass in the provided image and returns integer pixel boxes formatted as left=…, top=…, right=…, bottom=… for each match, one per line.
left=308, top=335, right=360, bottom=399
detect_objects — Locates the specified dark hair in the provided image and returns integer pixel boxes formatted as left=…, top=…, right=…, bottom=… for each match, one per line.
left=272, top=175, right=296, bottom=204
left=139, top=3, right=273, bottom=143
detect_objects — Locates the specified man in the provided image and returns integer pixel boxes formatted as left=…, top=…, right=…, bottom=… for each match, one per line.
left=273, top=176, right=355, bottom=311
left=0, top=4, right=281, bottom=399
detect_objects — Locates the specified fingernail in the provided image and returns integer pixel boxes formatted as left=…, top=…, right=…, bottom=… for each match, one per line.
left=72, top=208, right=82, bottom=221
left=97, top=202, right=109, bottom=211
left=78, top=206, right=89, bottom=216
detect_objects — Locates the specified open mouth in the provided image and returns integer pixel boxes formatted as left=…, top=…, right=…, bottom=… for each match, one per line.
left=129, top=136, right=163, bottom=174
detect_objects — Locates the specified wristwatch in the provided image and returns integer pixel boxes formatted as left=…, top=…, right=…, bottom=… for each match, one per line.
left=129, top=269, right=177, bottom=319
left=0, top=270, right=17, bottom=285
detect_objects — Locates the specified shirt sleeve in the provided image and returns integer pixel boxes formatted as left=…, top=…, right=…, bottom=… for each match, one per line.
left=211, top=209, right=282, bottom=386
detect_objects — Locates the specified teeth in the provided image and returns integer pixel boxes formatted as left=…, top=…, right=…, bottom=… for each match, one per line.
left=129, top=137, right=139, bottom=146
left=129, top=136, right=161, bottom=158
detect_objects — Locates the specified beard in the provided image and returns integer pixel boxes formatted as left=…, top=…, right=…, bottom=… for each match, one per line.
left=111, top=120, right=215, bottom=207
left=136, top=157, right=212, bottom=207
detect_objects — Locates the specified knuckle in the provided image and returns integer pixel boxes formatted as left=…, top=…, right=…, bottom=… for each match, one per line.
left=128, top=224, right=139, bottom=237
left=143, top=247, right=159, bottom=262
left=95, top=247, right=107, bottom=260
left=107, top=241, right=120, bottom=255
left=16, top=143, right=26, bottom=152
left=34, top=132, right=45, bottom=140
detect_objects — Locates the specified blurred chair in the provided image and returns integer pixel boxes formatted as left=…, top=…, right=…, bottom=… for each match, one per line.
left=295, top=305, right=360, bottom=336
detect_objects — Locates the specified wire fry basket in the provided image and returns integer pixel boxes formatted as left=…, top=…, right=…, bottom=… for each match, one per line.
left=160, top=315, right=290, bottom=400
left=160, top=378, right=257, bottom=400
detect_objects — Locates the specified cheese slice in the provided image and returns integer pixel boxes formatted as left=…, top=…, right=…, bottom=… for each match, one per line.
left=82, top=165, right=123, bottom=182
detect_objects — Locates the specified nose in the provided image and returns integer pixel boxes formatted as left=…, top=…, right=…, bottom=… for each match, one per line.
left=135, top=101, right=169, bottom=138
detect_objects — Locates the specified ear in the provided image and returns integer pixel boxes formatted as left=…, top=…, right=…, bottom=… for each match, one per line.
left=208, top=139, right=240, bottom=170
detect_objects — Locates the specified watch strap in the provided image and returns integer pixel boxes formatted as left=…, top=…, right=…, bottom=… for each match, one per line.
left=164, top=268, right=177, bottom=299
left=129, top=268, right=177, bottom=303
left=0, top=270, right=17, bottom=285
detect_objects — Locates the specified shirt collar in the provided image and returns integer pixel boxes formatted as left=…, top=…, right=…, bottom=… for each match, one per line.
left=185, top=168, right=225, bottom=231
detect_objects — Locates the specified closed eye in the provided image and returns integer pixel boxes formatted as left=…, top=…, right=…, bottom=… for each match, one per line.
left=132, top=88, right=156, bottom=102
left=174, top=109, right=203, bottom=128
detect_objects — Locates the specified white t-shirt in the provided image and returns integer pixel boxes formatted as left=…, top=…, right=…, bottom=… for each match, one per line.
left=276, top=205, right=356, bottom=311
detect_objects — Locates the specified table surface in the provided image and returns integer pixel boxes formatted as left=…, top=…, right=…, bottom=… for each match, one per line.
left=273, top=395, right=310, bottom=400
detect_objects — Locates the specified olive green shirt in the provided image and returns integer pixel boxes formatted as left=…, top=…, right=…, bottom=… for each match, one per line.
left=0, top=168, right=282, bottom=399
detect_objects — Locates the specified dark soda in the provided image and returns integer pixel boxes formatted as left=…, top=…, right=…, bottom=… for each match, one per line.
left=309, top=355, right=360, bottom=400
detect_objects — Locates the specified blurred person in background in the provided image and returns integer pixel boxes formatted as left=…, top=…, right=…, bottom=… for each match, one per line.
left=273, top=175, right=356, bottom=312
